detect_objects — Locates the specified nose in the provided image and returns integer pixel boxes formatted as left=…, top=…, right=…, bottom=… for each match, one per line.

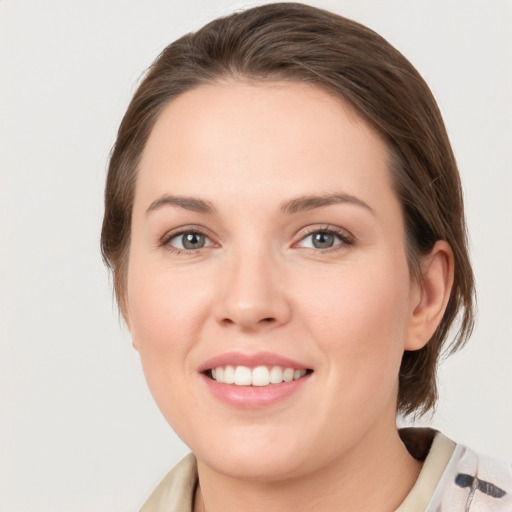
left=213, top=249, right=292, bottom=332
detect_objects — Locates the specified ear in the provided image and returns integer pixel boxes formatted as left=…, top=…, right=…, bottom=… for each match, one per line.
left=405, top=241, right=454, bottom=351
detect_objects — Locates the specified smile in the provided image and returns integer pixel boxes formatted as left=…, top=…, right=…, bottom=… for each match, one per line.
left=209, top=365, right=310, bottom=386
left=199, top=352, right=313, bottom=407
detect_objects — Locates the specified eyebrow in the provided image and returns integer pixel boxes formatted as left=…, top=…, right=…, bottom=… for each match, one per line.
left=280, top=193, right=375, bottom=215
left=145, top=192, right=374, bottom=216
left=146, top=194, right=216, bottom=215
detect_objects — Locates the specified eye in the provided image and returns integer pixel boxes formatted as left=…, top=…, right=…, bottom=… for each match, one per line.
left=164, top=230, right=213, bottom=251
left=308, top=232, right=338, bottom=249
left=296, top=228, right=353, bottom=250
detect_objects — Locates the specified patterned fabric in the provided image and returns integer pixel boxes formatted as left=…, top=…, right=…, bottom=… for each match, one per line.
left=425, top=442, right=512, bottom=511
left=140, top=429, right=512, bottom=511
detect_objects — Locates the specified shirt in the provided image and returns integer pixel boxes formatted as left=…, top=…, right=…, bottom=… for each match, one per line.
left=140, top=429, right=512, bottom=511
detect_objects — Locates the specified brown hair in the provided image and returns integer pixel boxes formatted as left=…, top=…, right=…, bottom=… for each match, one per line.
left=101, top=2, right=475, bottom=416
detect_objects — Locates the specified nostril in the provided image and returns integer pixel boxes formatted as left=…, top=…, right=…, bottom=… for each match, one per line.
left=221, top=316, right=276, bottom=327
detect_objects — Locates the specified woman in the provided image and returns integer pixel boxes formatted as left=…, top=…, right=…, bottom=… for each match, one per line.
left=101, top=3, right=511, bottom=511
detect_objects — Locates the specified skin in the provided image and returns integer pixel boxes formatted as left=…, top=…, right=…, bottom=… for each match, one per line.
left=125, top=81, right=453, bottom=512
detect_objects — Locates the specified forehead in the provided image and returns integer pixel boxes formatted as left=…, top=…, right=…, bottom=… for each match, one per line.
left=135, top=81, right=394, bottom=212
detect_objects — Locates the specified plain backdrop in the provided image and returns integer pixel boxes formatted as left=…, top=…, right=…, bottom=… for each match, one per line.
left=0, top=1, right=511, bottom=511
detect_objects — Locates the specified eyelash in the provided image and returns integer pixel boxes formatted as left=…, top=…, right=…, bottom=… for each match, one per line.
left=160, top=227, right=214, bottom=255
left=160, top=225, right=354, bottom=255
left=294, top=225, right=354, bottom=252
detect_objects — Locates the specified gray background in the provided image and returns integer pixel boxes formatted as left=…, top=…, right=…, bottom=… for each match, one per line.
left=1, top=0, right=510, bottom=510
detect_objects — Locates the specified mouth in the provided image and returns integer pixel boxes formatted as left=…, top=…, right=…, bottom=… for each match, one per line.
left=198, top=352, right=313, bottom=407
left=205, top=365, right=313, bottom=386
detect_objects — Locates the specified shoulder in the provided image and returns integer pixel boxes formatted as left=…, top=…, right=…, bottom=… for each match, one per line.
left=140, top=453, right=198, bottom=512
left=430, top=437, right=512, bottom=511
left=398, top=428, right=512, bottom=511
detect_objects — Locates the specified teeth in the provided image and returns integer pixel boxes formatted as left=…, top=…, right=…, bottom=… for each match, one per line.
left=224, top=365, right=235, bottom=384
left=269, top=366, right=283, bottom=384
left=283, top=368, right=294, bottom=382
left=234, top=366, right=252, bottom=385
left=209, top=365, right=308, bottom=386
left=252, top=366, right=269, bottom=386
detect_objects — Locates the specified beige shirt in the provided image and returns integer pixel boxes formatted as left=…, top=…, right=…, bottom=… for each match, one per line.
left=140, top=430, right=511, bottom=511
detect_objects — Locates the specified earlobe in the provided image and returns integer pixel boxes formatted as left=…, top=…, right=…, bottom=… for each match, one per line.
left=405, top=241, right=454, bottom=351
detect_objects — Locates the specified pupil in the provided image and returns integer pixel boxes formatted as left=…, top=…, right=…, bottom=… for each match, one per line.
left=313, top=232, right=334, bottom=249
left=183, top=233, right=205, bottom=249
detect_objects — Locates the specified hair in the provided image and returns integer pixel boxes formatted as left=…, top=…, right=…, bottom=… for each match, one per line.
left=101, top=2, right=475, bottom=417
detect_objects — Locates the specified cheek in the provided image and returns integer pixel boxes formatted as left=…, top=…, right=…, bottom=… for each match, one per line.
left=125, top=255, right=211, bottom=371
left=125, top=261, right=211, bottom=429
left=308, top=274, right=409, bottom=438
left=299, top=259, right=412, bottom=375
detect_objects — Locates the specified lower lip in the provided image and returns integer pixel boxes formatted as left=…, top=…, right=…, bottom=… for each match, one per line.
left=201, top=373, right=312, bottom=408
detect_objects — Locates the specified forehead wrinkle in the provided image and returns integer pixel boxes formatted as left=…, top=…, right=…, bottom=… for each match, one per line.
left=280, top=193, right=376, bottom=215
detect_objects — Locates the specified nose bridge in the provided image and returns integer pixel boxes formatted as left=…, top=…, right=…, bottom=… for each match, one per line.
left=215, top=238, right=291, bottom=330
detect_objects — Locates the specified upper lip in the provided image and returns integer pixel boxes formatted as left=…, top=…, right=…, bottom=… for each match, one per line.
left=198, top=351, right=311, bottom=373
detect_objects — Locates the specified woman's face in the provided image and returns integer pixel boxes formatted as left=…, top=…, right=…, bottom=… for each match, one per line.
left=126, top=82, right=422, bottom=480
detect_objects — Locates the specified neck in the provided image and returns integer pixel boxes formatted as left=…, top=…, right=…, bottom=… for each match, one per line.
left=194, top=422, right=422, bottom=512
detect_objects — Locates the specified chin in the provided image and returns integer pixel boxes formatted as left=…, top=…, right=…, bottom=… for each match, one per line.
left=188, top=424, right=335, bottom=483
left=198, top=448, right=312, bottom=482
